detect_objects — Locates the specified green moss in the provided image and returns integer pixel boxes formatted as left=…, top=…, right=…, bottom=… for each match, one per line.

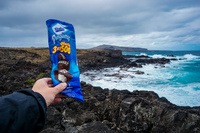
left=26, top=79, right=35, bottom=85
left=38, top=73, right=45, bottom=78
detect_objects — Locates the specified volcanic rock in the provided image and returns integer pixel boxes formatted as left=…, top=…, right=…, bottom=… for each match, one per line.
left=40, top=82, right=200, bottom=133
left=0, top=48, right=199, bottom=133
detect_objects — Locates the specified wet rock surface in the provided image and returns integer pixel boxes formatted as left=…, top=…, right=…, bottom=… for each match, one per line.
left=0, top=48, right=199, bottom=133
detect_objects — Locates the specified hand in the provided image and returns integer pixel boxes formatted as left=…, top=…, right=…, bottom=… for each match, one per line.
left=32, top=78, right=67, bottom=106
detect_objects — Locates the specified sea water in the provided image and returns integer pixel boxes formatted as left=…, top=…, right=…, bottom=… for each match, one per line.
left=80, top=51, right=200, bottom=107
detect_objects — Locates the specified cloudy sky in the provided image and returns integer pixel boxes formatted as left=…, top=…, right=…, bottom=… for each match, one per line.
left=0, top=0, right=200, bottom=50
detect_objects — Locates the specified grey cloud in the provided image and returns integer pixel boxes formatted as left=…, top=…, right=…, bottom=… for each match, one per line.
left=0, top=0, right=200, bottom=50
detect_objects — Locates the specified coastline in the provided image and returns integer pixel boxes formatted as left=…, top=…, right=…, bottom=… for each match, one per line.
left=0, top=47, right=200, bottom=133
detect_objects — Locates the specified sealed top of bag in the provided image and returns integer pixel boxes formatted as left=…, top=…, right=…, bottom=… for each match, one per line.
left=46, top=19, right=75, bottom=52
left=46, top=19, right=83, bottom=102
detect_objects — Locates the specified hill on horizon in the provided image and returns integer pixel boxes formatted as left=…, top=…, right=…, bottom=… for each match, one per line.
left=90, top=44, right=148, bottom=51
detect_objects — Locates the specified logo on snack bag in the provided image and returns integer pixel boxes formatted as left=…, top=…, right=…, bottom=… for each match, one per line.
left=52, top=34, right=70, bottom=45
left=52, top=23, right=67, bottom=35
left=52, top=41, right=71, bottom=54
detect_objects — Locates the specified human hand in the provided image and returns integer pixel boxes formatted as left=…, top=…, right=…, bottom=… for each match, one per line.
left=32, top=78, right=67, bottom=106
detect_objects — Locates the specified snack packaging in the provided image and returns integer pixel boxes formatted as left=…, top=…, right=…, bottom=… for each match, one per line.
left=46, top=19, right=83, bottom=102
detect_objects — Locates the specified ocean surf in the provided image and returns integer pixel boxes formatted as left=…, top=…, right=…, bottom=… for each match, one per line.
left=80, top=51, right=200, bottom=107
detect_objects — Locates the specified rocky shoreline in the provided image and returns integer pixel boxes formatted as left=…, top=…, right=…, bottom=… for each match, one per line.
left=0, top=48, right=200, bottom=133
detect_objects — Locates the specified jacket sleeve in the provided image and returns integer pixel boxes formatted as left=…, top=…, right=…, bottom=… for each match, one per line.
left=0, top=89, right=47, bottom=133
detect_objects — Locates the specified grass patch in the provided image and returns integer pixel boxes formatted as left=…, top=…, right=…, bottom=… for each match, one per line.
left=38, top=73, right=45, bottom=78
left=26, top=79, right=35, bottom=85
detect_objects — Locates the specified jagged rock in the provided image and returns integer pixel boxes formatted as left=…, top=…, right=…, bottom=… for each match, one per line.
left=41, top=83, right=200, bottom=133
left=134, top=70, right=145, bottom=74
left=77, top=121, right=111, bottom=133
left=1, top=48, right=200, bottom=133
left=127, top=62, right=143, bottom=68
left=77, top=49, right=129, bottom=73
left=123, top=55, right=151, bottom=58
left=135, top=58, right=170, bottom=64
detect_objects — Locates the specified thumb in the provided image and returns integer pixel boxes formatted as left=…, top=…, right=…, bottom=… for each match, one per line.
left=53, top=83, right=67, bottom=94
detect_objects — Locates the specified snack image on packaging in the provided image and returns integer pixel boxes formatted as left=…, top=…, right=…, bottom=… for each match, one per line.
left=46, top=19, right=83, bottom=102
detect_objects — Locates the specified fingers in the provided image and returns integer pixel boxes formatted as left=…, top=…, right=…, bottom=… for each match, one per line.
left=55, top=94, right=66, bottom=98
left=53, top=82, right=67, bottom=94
left=43, top=78, right=67, bottom=95
left=40, top=78, right=53, bottom=87
left=53, top=94, right=66, bottom=104
left=53, top=98, right=62, bottom=103
left=42, top=78, right=53, bottom=84
left=47, top=79, right=53, bottom=85
left=43, top=78, right=52, bottom=82
left=39, top=78, right=54, bottom=87
left=47, top=82, right=54, bottom=87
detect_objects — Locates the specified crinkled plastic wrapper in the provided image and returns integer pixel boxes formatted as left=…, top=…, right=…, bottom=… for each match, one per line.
left=46, top=19, right=83, bottom=102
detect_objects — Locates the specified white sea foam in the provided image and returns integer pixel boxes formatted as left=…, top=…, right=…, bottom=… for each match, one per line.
left=158, top=83, right=200, bottom=106
left=151, top=54, right=165, bottom=58
left=81, top=67, right=200, bottom=107
left=139, top=53, right=147, bottom=56
left=81, top=64, right=176, bottom=92
left=183, top=54, right=199, bottom=60
left=80, top=53, right=200, bottom=107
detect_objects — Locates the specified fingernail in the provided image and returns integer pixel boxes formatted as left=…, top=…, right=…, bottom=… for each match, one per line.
left=62, top=83, right=67, bottom=88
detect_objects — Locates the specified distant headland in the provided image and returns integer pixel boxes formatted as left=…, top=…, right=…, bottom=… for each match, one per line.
left=90, top=44, right=148, bottom=51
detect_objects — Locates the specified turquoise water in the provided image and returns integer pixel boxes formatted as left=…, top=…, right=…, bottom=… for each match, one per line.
left=123, top=51, right=200, bottom=87
left=81, top=51, right=200, bottom=107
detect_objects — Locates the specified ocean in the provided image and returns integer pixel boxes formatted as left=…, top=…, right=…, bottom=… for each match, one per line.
left=80, top=51, right=200, bottom=107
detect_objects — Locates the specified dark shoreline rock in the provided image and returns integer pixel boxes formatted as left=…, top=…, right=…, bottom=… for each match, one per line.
left=77, top=49, right=129, bottom=73
left=0, top=48, right=199, bottom=133
left=40, top=82, right=200, bottom=133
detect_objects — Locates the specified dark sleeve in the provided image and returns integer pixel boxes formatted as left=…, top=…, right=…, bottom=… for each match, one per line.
left=0, top=89, right=47, bottom=133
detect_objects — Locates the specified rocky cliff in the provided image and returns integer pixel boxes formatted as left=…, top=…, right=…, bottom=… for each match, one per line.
left=77, top=49, right=128, bottom=73
left=41, top=82, right=200, bottom=133
left=0, top=48, right=199, bottom=133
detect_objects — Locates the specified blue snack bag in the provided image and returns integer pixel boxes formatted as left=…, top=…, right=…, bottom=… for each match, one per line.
left=46, top=19, right=83, bottom=102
